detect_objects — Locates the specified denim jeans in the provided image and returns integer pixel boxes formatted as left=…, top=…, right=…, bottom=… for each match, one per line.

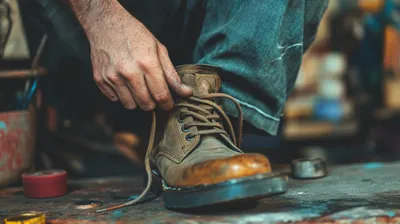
left=22, top=0, right=328, bottom=135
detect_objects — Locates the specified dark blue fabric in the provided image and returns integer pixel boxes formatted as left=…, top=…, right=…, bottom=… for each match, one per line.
left=191, top=0, right=328, bottom=134
left=25, top=0, right=328, bottom=135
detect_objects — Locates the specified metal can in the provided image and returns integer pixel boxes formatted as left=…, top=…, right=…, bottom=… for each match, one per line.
left=22, top=170, right=67, bottom=198
left=4, top=212, right=45, bottom=224
left=0, top=108, right=36, bottom=187
left=291, top=158, right=327, bottom=179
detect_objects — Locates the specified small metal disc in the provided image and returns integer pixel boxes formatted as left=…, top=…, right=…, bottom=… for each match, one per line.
left=71, top=200, right=103, bottom=210
left=291, top=158, right=327, bottom=179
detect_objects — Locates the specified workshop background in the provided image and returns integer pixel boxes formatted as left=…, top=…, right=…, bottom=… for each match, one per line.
left=0, top=0, right=400, bottom=186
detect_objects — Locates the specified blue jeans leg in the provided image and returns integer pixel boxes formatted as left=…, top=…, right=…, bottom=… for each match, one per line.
left=192, top=0, right=328, bottom=135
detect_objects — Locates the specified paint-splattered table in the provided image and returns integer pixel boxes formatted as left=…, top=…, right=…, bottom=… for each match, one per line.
left=1, top=162, right=400, bottom=223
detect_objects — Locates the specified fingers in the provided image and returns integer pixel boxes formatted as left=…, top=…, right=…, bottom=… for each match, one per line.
left=92, top=55, right=119, bottom=101
left=95, top=81, right=118, bottom=102
left=93, top=42, right=189, bottom=111
left=107, top=71, right=137, bottom=109
left=138, top=51, right=174, bottom=111
left=124, top=70, right=155, bottom=111
left=157, top=43, right=192, bottom=97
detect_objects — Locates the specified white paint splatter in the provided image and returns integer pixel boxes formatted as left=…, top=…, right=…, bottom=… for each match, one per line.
left=272, top=43, right=303, bottom=62
left=331, top=207, right=397, bottom=219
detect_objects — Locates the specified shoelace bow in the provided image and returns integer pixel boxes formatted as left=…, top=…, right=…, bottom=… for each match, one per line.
left=97, top=93, right=243, bottom=212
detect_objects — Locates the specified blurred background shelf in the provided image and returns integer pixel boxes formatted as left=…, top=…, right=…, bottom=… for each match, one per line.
left=284, top=119, right=358, bottom=141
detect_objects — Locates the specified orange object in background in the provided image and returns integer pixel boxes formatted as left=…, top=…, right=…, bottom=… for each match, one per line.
left=114, top=132, right=143, bottom=166
left=358, top=0, right=385, bottom=13
left=383, top=26, right=400, bottom=74
left=383, top=26, right=400, bottom=109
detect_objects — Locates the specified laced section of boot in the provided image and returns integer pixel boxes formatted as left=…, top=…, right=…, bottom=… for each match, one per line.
left=176, top=93, right=243, bottom=147
left=97, top=93, right=243, bottom=212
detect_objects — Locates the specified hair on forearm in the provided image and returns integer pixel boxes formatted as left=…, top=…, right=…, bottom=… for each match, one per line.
left=65, top=0, right=115, bottom=29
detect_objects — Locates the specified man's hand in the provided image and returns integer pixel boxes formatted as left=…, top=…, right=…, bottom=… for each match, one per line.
left=67, top=0, right=192, bottom=110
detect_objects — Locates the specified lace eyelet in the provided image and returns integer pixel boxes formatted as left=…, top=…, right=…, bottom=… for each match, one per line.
left=185, top=134, right=194, bottom=141
left=181, top=125, right=190, bottom=133
left=177, top=113, right=184, bottom=123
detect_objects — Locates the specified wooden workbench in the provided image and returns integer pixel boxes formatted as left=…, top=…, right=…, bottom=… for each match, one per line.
left=1, top=162, right=400, bottom=223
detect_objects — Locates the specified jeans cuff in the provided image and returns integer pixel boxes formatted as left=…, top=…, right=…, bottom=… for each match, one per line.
left=222, top=99, right=281, bottom=136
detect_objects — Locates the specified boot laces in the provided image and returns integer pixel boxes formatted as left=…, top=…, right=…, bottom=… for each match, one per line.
left=176, top=93, right=242, bottom=146
left=97, top=93, right=243, bottom=212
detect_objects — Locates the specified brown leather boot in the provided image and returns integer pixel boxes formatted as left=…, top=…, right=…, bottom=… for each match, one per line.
left=153, top=64, right=287, bottom=208
left=98, top=65, right=287, bottom=212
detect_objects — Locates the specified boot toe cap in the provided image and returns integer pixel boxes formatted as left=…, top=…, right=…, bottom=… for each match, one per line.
left=177, top=153, right=271, bottom=187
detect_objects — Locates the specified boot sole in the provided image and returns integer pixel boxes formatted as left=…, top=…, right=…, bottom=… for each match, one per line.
left=149, top=171, right=288, bottom=209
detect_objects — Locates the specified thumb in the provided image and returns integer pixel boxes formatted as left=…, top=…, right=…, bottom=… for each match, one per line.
left=157, top=43, right=193, bottom=97
left=169, top=77, right=193, bottom=97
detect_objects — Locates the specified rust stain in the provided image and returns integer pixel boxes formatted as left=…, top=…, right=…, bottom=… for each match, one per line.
left=0, top=187, right=23, bottom=197
left=0, top=109, right=36, bottom=186
left=0, top=126, right=23, bottom=171
left=0, top=112, right=27, bottom=171
left=0, top=67, right=47, bottom=79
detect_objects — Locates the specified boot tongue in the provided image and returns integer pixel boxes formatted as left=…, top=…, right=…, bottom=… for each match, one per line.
left=173, top=65, right=242, bottom=156
left=176, top=65, right=221, bottom=97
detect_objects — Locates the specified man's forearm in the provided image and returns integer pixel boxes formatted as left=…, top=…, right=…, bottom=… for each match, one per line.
left=64, top=0, right=118, bottom=32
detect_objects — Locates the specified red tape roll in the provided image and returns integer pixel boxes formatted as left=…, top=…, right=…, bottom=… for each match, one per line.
left=22, top=170, right=67, bottom=198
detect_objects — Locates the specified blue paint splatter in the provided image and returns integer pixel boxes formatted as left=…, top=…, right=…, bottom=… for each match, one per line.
left=387, top=211, right=396, bottom=217
left=0, top=121, right=6, bottom=130
left=112, top=210, right=123, bottom=219
left=363, top=162, right=384, bottom=170
left=298, top=203, right=328, bottom=215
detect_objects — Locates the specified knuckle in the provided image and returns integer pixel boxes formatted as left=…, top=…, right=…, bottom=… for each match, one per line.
left=116, top=61, right=132, bottom=74
left=106, top=91, right=117, bottom=100
left=116, top=60, right=128, bottom=69
left=166, top=68, right=178, bottom=78
left=154, top=92, right=170, bottom=104
left=128, top=78, right=142, bottom=89
left=159, top=44, right=168, bottom=54
left=99, top=88, right=108, bottom=95
left=109, top=95, right=118, bottom=101
left=93, top=75, right=103, bottom=84
left=99, top=89, right=109, bottom=97
left=138, top=57, right=157, bottom=70
left=107, top=74, right=121, bottom=83
left=125, top=73, right=140, bottom=84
